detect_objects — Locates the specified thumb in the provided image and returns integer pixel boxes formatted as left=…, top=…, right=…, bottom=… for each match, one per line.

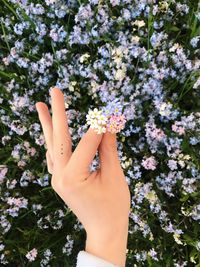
left=98, top=131, right=123, bottom=175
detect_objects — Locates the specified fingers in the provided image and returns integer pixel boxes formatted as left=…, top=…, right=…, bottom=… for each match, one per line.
left=98, top=131, right=124, bottom=177
left=36, top=102, right=54, bottom=161
left=65, top=127, right=103, bottom=179
left=50, top=87, right=72, bottom=172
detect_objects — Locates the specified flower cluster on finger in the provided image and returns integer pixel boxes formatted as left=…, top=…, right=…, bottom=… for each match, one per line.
left=86, top=99, right=126, bottom=134
left=86, top=108, right=108, bottom=134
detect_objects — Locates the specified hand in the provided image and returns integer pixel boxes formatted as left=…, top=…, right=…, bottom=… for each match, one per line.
left=36, top=87, right=131, bottom=266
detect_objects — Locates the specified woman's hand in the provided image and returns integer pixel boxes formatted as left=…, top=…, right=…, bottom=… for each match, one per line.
left=36, top=87, right=131, bottom=266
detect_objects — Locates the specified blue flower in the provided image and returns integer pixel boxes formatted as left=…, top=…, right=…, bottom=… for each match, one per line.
left=101, top=99, right=123, bottom=116
left=189, top=137, right=199, bottom=145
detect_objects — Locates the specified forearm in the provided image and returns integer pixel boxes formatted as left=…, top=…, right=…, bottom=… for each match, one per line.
left=85, top=222, right=129, bottom=267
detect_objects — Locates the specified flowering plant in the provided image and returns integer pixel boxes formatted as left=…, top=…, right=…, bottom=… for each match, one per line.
left=0, top=0, right=200, bottom=266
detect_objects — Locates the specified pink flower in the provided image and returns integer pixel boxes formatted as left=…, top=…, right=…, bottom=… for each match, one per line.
left=26, top=248, right=38, bottom=262
left=0, top=166, right=8, bottom=184
left=172, top=122, right=185, bottom=135
left=106, top=114, right=126, bottom=134
left=141, top=156, right=158, bottom=170
left=151, top=128, right=166, bottom=141
left=28, top=147, right=37, bottom=156
left=2, top=57, right=10, bottom=66
left=7, top=197, right=28, bottom=208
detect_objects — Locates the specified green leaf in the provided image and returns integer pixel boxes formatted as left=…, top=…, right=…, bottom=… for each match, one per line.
left=170, top=26, right=180, bottom=31
left=180, top=194, right=189, bottom=202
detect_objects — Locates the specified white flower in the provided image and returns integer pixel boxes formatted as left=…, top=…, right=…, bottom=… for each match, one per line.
left=92, top=120, right=99, bottom=128
left=98, top=115, right=108, bottom=125
left=45, top=0, right=57, bottom=4
left=69, top=81, right=77, bottom=92
left=88, top=108, right=102, bottom=119
left=91, top=80, right=98, bottom=93
left=190, top=255, right=197, bottom=263
left=159, top=102, right=172, bottom=116
left=195, top=241, right=200, bottom=251
left=132, top=20, right=145, bottom=28
left=178, top=160, right=185, bottom=168
left=173, top=233, right=183, bottom=245
left=131, top=36, right=140, bottom=44
left=145, top=191, right=158, bottom=204
left=80, top=53, right=90, bottom=63
left=159, top=1, right=169, bottom=12
left=193, top=77, right=200, bottom=89
left=169, top=43, right=182, bottom=52
left=183, top=155, right=191, bottom=160
left=86, top=108, right=108, bottom=134
left=115, top=66, right=126, bottom=81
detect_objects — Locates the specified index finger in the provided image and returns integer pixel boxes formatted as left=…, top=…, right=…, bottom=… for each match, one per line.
left=50, top=87, right=72, bottom=172
left=36, top=102, right=54, bottom=161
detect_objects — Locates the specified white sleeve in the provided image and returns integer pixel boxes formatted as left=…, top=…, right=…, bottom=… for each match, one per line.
left=76, top=250, right=118, bottom=267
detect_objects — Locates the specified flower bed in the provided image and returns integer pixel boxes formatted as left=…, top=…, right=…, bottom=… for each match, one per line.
left=0, top=0, right=200, bottom=266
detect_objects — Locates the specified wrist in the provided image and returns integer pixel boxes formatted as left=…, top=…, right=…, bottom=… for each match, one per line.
left=85, top=223, right=129, bottom=267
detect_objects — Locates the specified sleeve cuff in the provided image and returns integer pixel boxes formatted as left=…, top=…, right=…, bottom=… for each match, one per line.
left=76, top=250, right=118, bottom=267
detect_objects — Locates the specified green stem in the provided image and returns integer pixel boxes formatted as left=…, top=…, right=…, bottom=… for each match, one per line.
left=0, top=70, right=17, bottom=79
left=177, top=71, right=197, bottom=102
left=1, top=20, right=10, bottom=51
left=1, top=0, right=18, bottom=18
left=147, top=3, right=155, bottom=66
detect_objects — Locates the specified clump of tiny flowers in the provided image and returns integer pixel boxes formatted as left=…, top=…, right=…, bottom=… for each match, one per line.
left=86, top=108, right=108, bottom=134
left=106, top=114, right=126, bottom=134
left=86, top=100, right=126, bottom=134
